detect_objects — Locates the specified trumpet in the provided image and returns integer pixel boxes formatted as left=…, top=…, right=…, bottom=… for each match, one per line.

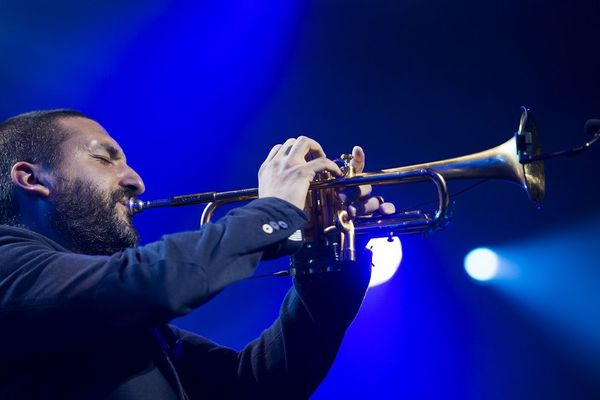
left=128, top=107, right=546, bottom=263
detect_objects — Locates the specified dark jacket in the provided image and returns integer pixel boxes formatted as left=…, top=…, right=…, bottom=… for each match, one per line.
left=0, top=198, right=369, bottom=399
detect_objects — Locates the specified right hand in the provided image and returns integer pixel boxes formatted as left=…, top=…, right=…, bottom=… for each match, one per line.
left=258, top=136, right=342, bottom=210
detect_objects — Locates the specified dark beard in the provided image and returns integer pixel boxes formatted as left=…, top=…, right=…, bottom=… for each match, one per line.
left=48, top=176, right=139, bottom=255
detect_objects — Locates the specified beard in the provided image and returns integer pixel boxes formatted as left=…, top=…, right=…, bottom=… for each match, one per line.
left=48, top=176, right=140, bottom=256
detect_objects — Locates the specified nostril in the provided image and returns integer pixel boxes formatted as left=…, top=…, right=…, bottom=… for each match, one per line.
left=125, top=184, right=141, bottom=196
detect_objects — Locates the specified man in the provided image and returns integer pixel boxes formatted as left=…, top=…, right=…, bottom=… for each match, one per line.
left=0, top=110, right=392, bottom=399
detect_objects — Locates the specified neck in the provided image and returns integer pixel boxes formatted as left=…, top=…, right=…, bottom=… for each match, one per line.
left=15, top=200, right=75, bottom=250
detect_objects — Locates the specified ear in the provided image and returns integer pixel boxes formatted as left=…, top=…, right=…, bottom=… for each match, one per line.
left=10, top=162, right=52, bottom=198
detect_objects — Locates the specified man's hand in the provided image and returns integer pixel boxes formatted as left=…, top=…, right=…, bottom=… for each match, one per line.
left=341, top=146, right=396, bottom=217
left=258, top=136, right=342, bottom=210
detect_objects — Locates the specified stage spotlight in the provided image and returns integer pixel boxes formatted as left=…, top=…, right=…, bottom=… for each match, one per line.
left=367, top=237, right=403, bottom=287
left=464, top=247, right=499, bottom=281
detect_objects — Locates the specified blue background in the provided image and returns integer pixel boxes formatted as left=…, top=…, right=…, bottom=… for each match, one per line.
left=2, top=0, right=599, bottom=398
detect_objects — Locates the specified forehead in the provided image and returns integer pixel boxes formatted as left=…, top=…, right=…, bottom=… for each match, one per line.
left=58, top=117, right=124, bottom=156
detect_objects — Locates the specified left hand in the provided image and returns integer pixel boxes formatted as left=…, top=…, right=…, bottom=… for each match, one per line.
left=339, top=146, right=396, bottom=217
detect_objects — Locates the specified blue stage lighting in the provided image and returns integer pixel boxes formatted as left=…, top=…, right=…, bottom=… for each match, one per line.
left=367, top=237, right=403, bottom=287
left=464, top=247, right=499, bottom=281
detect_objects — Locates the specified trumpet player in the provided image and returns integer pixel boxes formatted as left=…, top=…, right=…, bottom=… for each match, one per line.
left=0, top=110, right=393, bottom=399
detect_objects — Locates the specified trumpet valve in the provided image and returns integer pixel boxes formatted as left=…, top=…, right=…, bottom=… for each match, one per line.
left=340, top=153, right=355, bottom=178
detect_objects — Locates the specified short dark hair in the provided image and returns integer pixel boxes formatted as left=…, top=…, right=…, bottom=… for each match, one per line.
left=0, top=109, right=88, bottom=225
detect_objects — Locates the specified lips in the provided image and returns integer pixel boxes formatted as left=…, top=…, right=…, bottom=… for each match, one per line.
left=113, top=189, right=137, bottom=218
left=117, top=199, right=133, bottom=217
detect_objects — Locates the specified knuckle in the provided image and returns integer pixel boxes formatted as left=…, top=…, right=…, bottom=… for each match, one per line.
left=295, top=135, right=308, bottom=145
left=295, top=165, right=308, bottom=176
left=296, top=166, right=313, bottom=179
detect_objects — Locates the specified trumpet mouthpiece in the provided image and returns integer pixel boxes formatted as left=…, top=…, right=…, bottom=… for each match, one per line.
left=127, top=198, right=146, bottom=215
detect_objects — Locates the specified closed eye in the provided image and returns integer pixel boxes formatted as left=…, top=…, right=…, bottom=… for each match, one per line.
left=92, top=155, right=113, bottom=165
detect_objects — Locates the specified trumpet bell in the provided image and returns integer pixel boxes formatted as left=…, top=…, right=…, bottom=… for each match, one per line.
left=518, top=107, right=545, bottom=207
left=375, top=106, right=545, bottom=207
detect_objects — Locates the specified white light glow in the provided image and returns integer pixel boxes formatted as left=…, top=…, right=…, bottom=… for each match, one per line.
left=367, top=237, right=403, bottom=287
left=464, top=247, right=499, bottom=281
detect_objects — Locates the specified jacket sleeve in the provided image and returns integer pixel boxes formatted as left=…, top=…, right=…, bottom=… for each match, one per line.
left=175, top=256, right=371, bottom=399
left=0, top=198, right=307, bottom=363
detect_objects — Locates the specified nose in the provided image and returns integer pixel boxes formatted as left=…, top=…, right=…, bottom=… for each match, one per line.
left=119, top=164, right=146, bottom=196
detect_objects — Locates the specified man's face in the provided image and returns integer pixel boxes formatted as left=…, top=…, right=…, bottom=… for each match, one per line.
left=47, top=117, right=145, bottom=255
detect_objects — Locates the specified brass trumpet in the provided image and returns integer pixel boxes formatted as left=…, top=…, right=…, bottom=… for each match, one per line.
left=129, top=107, right=545, bottom=262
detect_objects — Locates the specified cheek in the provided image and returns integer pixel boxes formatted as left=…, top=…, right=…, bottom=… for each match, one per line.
left=57, top=157, right=96, bottom=183
left=66, top=164, right=117, bottom=193
left=56, top=152, right=121, bottom=196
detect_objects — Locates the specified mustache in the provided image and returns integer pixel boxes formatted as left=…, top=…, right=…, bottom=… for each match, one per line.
left=111, top=187, right=137, bottom=205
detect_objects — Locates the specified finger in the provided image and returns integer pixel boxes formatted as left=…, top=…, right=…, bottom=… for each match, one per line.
left=348, top=204, right=357, bottom=217
left=274, top=138, right=297, bottom=160
left=288, top=136, right=326, bottom=161
left=379, top=202, right=396, bottom=215
left=339, top=184, right=372, bottom=203
left=349, top=199, right=396, bottom=217
left=304, top=157, right=343, bottom=177
left=264, top=144, right=283, bottom=163
left=350, top=196, right=382, bottom=216
left=350, top=145, right=365, bottom=173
